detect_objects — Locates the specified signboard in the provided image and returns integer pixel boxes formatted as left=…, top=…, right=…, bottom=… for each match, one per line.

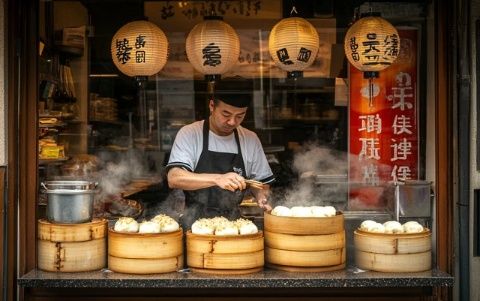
left=348, top=28, right=418, bottom=209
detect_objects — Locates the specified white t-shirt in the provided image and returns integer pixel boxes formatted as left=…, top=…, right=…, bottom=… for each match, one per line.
left=167, top=120, right=274, bottom=184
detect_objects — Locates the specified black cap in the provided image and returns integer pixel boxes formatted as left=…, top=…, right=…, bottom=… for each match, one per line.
left=216, top=94, right=250, bottom=108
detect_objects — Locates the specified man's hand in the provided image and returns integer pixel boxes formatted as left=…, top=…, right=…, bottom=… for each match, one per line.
left=214, top=172, right=247, bottom=192
left=256, top=197, right=272, bottom=211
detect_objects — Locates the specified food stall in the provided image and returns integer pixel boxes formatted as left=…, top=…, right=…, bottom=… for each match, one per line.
left=3, top=0, right=458, bottom=300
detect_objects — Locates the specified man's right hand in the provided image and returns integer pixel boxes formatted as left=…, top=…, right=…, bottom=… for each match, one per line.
left=214, top=172, right=246, bottom=192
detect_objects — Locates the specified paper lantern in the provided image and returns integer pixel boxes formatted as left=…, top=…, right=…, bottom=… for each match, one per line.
left=268, top=17, right=319, bottom=78
left=111, top=20, right=168, bottom=77
left=344, top=14, right=400, bottom=78
left=186, top=16, right=240, bottom=81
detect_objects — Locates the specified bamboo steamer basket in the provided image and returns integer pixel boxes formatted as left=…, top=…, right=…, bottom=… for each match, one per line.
left=264, top=211, right=344, bottom=235
left=37, top=219, right=107, bottom=272
left=264, top=230, right=345, bottom=251
left=264, top=211, right=345, bottom=272
left=354, top=229, right=432, bottom=272
left=266, top=247, right=346, bottom=267
left=108, top=228, right=183, bottom=274
left=186, top=230, right=264, bottom=274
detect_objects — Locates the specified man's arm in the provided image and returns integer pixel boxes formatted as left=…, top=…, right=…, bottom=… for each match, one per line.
left=167, top=167, right=247, bottom=192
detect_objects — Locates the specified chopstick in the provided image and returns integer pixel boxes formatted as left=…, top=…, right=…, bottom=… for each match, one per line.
left=245, top=179, right=265, bottom=190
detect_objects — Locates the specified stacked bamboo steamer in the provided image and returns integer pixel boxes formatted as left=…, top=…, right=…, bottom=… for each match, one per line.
left=186, top=231, right=264, bottom=274
left=354, top=228, right=432, bottom=272
left=264, top=211, right=346, bottom=272
left=108, top=228, right=183, bottom=274
left=37, top=219, right=107, bottom=272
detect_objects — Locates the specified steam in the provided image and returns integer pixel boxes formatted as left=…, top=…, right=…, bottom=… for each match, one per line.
left=95, top=151, right=159, bottom=201
left=272, top=143, right=348, bottom=208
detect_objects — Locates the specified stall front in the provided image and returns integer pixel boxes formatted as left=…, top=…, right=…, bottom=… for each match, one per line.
left=5, top=0, right=455, bottom=300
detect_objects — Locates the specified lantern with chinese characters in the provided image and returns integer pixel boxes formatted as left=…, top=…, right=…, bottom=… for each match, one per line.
left=186, top=16, right=240, bottom=82
left=344, top=13, right=400, bottom=78
left=268, top=17, right=319, bottom=78
left=111, top=20, right=168, bottom=77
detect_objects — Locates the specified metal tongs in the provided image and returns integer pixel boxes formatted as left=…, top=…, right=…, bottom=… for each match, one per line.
left=245, top=179, right=265, bottom=190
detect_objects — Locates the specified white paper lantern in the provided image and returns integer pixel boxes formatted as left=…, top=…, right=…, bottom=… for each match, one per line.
left=268, top=17, right=319, bottom=78
left=111, top=20, right=168, bottom=77
left=344, top=15, right=400, bottom=76
left=186, top=16, right=240, bottom=81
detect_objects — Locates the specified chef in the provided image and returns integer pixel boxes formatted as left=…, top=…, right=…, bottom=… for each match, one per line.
left=166, top=95, right=274, bottom=228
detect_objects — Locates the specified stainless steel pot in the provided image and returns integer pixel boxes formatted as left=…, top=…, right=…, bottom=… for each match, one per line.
left=42, top=181, right=97, bottom=224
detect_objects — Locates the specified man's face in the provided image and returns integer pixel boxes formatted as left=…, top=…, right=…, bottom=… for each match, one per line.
left=209, top=99, right=247, bottom=136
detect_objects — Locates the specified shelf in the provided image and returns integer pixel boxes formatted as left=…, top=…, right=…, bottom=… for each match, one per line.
left=39, top=157, right=69, bottom=165
left=89, top=119, right=124, bottom=126
left=39, top=122, right=66, bottom=128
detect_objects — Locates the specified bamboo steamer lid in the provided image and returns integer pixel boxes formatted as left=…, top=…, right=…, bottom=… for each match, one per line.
left=108, top=228, right=183, bottom=259
left=187, top=250, right=264, bottom=270
left=264, top=230, right=345, bottom=251
left=38, top=219, right=107, bottom=242
left=38, top=238, right=106, bottom=272
left=186, top=230, right=264, bottom=254
left=265, top=247, right=345, bottom=267
left=354, top=229, right=431, bottom=254
left=108, top=254, right=183, bottom=274
left=355, top=250, right=431, bottom=272
left=264, top=211, right=344, bottom=235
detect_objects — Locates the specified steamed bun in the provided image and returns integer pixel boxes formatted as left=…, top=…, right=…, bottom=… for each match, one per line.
left=138, top=221, right=161, bottom=234
left=271, top=206, right=291, bottom=217
left=403, top=221, right=424, bottom=233
left=383, top=221, right=404, bottom=234
left=114, top=217, right=139, bottom=233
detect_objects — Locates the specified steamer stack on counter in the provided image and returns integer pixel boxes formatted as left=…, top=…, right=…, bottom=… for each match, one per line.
left=186, top=231, right=264, bottom=274
left=38, top=181, right=108, bottom=272
left=264, top=206, right=346, bottom=272
left=108, top=216, right=183, bottom=274
left=354, top=220, right=432, bottom=272
left=186, top=217, right=264, bottom=274
left=37, top=219, right=107, bottom=272
left=108, top=228, right=183, bottom=274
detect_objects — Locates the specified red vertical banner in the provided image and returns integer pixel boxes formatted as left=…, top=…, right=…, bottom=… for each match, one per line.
left=348, top=28, right=418, bottom=209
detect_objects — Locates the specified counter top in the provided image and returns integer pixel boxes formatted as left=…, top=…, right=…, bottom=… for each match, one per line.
left=19, top=267, right=453, bottom=289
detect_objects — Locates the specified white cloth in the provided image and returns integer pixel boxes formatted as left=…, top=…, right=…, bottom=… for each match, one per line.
left=167, top=120, right=274, bottom=184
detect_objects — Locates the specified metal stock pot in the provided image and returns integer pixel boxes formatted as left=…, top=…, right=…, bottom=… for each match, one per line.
left=41, top=181, right=97, bottom=224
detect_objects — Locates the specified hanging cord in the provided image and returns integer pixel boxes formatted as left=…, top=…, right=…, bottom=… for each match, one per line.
left=289, top=0, right=298, bottom=16
left=290, top=6, right=298, bottom=16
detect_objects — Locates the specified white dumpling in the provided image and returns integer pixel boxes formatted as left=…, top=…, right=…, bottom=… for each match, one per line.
left=138, top=221, right=161, bottom=234
left=114, top=217, right=139, bottom=233
left=191, top=219, right=214, bottom=235
left=383, top=221, right=404, bottom=234
left=237, top=220, right=258, bottom=235
left=403, top=221, right=424, bottom=233
left=151, top=214, right=180, bottom=233
left=271, top=206, right=291, bottom=217
left=215, top=221, right=238, bottom=236
left=360, top=220, right=377, bottom=231
left=291, top=206, right=312, bottom=217
left=161, top=220, right=180, bottom=233
left=310, top=206, right=327, bottom=217
left=324, top=206, right=336, bottom=217
left=367, top=223, right=385, bottom=233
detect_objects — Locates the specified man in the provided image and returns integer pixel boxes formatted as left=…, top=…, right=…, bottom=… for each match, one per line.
left=166, top=95, right=274, bottom=228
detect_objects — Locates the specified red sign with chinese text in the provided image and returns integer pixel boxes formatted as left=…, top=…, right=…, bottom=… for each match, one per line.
left=348, top=28, right=418, bottom=209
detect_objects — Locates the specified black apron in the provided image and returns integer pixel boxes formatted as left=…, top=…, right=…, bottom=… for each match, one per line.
left=180, top=120, right=246, bottom=229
